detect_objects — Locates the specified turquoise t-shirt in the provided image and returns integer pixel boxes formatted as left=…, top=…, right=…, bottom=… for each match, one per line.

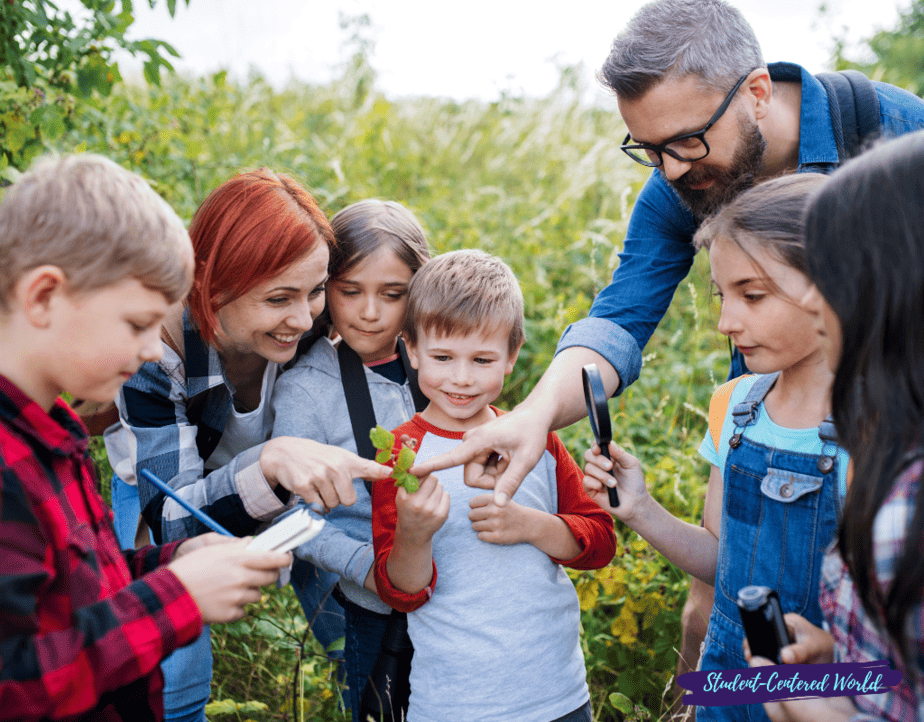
left=698, top=374, right=849, bottom=498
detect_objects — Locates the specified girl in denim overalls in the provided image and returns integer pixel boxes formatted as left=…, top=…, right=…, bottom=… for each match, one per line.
left=582, top=173, right=849, bottom=722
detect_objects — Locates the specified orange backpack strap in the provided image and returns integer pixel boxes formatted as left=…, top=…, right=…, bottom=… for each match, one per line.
left=708, top=375, right=751, bottom=452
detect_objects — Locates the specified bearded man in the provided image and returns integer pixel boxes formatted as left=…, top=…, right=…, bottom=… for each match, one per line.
left=411, top=1, right=924, bottom=712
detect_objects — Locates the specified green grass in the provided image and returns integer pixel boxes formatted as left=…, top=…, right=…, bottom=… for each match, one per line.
left=73, top=57, right=728, bottom=720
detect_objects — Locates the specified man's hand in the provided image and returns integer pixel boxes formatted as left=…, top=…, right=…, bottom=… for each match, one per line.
left=410, top=405, right=551, bottom=506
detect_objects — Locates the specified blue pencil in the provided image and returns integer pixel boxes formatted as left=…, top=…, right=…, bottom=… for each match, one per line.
left=139, top=469, right=235, bottom=538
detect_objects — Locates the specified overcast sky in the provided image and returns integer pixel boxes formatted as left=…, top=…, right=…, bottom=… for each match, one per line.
left=107, top=0, right=905, bottom=101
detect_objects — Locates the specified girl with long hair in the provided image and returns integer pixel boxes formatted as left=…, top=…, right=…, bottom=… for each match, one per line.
left=750, top=131, right=924, bottom=722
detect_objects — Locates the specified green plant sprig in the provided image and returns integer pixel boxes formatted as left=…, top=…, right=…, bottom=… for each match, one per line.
left=370, top=425, right=420, bottom=493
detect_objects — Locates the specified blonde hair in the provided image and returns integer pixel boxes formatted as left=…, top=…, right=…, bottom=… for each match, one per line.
left=0, top=154, right=193, bottom=310
left=404, top=249, right=524, bottom=355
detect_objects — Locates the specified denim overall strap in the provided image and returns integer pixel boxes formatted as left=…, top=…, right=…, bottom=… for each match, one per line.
left=728, top=372, right=780, bottom=447
left=697, top=376, right=841, bottom=722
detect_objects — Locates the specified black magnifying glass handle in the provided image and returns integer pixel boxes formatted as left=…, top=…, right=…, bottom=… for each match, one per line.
left=581, top=364, right=619, bottom=507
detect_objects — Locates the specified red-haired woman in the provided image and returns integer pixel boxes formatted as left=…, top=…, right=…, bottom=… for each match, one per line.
left=104, top=169, right=391, bottom=722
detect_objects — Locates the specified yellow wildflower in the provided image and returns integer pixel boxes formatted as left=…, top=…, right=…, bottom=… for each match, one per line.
left=575, top=579, right=600, bottom=611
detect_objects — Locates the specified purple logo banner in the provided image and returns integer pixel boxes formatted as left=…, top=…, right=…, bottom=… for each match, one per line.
left=679, top=661, right=902, bottom=706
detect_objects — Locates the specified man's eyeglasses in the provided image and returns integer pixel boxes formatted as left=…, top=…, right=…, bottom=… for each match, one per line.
left=620, top=74, right=750, bottom=168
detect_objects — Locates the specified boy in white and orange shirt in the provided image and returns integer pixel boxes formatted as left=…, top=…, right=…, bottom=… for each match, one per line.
left=372, top=249, right=616, bottom=722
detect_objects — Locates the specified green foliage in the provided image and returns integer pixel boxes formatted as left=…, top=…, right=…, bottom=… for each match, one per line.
left=208, top=585, right=343, bottom=722
left=829, top=0, right=924, bottom=95
left=204, top=699, right=268, bottom=718
left=68, top=33, right=728, bottom=719
left=0, top=0, right=187, bottom=173
left=369, top=425, right=395, bottom=461
left=370, top=424, right=419, bottom=492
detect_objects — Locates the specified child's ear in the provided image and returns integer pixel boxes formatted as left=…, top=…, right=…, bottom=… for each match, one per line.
left=798, top=284, right=826, bottom=338
left=17, top=265, right=67, bottom=328
left=504, top=342, right=523, bottom=375
left=405, top=340, right=420, bottom=370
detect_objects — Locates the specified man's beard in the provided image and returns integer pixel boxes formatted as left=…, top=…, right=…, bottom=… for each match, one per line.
left=666, top=115, right=767, bottom=222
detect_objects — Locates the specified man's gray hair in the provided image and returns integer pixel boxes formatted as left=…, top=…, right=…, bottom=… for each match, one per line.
left=599, top=0, right=764, bottom=99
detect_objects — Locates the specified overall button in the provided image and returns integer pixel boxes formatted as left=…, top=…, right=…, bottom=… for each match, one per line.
left=817, top=456, right=834, bottom=473
left=729, top=433, right=742, bottom=449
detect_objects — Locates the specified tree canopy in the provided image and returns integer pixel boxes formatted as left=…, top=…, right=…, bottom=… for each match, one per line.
left=833, top=0, right=924, bottom=95
left=0, top=0, right=188, bottom=175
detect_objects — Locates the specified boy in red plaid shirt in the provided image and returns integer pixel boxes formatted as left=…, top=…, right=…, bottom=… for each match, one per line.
left=0, top=155, right=292, bottom=721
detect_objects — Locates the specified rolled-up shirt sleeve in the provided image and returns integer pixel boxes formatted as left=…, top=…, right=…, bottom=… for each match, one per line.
left=556, top=170, right=697, bottom=394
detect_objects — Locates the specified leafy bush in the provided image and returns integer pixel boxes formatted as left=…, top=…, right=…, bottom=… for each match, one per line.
left=65, top=48, right=727, bottom=720
left=0, top=0, right=187, bottom=178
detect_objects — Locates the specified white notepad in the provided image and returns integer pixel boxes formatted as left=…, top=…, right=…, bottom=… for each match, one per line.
left=246, top=508, right=325, bottom=553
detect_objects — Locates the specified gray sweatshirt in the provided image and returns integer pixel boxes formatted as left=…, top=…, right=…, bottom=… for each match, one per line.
left=270, top=337, right=416, bottom=613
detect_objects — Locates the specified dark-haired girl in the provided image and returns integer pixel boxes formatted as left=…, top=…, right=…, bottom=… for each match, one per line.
left=750, top=131, right=924, bottom=721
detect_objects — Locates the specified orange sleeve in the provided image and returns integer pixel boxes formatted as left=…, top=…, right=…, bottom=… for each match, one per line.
left=546, top=432, right=617, bottom=570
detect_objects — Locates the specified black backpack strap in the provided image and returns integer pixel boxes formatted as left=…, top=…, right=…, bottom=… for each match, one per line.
left=337, top=339, right=428, bottom=494
left=397, top=337, right=429, bottom=412
left=337, top=341, right=378, bottom=463
left=816, top=70, right=880, bottom=161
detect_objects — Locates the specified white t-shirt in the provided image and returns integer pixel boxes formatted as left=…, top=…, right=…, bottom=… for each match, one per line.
left=206, top=361, right=279, bottom=470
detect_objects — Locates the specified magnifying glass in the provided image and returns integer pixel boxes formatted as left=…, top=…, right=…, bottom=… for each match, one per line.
left=582, top=364, right=620, bottom=507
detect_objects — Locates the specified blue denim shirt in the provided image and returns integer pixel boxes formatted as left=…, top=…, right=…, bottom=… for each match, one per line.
left=557, top=62, right=924, bottom=394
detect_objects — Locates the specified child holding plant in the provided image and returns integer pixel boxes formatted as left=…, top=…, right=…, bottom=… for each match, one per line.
left=372, top=249, right=616, bottom=722
left=270, top=199, right=430, bottom=720
left=0, top=154, right=292, bottom=721
left=583, top=173, right=850, bottom=722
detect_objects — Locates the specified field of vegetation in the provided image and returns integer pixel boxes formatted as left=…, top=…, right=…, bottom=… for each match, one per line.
left=76, top=63, right=726, bottom=721
left=3, top=7, right=736, bottom=720
left=7, top=1, right=924, bottom=719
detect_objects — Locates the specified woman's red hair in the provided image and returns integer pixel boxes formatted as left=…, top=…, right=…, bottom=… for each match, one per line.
left=186, top=169, right=335, bottom=345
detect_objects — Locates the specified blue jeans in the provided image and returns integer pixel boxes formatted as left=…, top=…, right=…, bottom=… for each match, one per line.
left=551, top=700, right=592, bottom=722
left=112, top=475, right=211, bottom=722
left=112, top=475, right=347, bottom=717
left=342, top=598, right=391, bottom=722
